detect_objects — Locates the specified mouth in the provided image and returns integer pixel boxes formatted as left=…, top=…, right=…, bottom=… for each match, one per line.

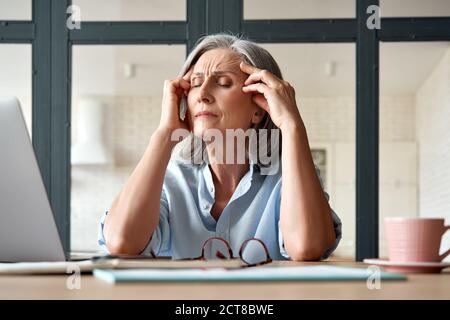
left=195, top=111, right=217, bottom=118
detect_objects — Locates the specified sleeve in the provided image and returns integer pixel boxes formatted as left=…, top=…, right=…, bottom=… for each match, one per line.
left=97, top=210, right=111, bottom=254
left=277, top=165, right=342, bottom=261
left=97, top=186, right=172, bottom=257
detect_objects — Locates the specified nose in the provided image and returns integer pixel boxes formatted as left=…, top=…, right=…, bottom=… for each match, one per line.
left=196, top=79, right=214, bottom=104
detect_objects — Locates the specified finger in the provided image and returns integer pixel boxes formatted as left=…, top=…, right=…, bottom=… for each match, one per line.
left=178, top=78, right=190, bottom=90
left=169, top=77, right=190, bottom=87
left=244, top=73, right=262, bottom=86
left=252, top=94, right=269, bottom=112
left=242, top=82, right=271, bottom=111
left=239, top=61, right=261, bottom=74
left=167, top=81, right=189, bottom=100
left=169, top=78, right=190, bottom=95
left=244, top=70, right=281, bottom=86
left=241, top=61, right=280, bottom=85
left=244, top=70, right=280, bottom=87
left=181, top=68, right=194, bottom=96
left=182, top=67, right=194, bottom=81
left=242, top=82, right=269, bottom=95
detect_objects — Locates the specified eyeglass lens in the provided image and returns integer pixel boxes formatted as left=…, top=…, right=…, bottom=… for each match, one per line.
left=240, top=239, right=269, bottom=265
left=203, top=238, right=232, bottom=260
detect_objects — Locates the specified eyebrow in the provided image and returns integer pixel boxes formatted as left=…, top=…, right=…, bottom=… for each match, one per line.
left=192, top=70, right=237, bottom=77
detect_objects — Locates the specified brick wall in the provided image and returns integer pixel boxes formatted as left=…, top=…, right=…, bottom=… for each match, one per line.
left=416, top=49, right=450, bottom=260
left=70, top=94, right=419, bottom=254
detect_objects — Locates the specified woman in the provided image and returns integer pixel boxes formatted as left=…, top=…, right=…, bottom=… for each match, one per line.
left=98, top=33, right=342, bottom=261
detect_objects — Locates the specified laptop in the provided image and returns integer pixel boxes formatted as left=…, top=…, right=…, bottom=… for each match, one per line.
left=0, top=97, right=69, bottom=262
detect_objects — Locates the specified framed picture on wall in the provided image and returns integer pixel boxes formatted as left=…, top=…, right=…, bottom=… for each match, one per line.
left=309, top=143, right=332, bottom=195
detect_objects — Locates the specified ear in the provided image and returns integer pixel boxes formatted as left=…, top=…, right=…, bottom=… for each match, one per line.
left=251, top=108, right=266, bottom=125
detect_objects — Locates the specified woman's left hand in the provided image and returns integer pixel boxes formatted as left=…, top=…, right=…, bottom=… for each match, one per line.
left=240, top=61, right=303, bottom=131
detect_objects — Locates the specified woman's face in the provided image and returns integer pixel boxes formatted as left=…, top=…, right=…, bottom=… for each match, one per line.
left=186, top=48, right=265, bottom=138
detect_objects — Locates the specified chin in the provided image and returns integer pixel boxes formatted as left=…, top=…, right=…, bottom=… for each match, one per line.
left=193, top=124, right=224, bottom=140
left=193, top=127, right=211, bottom=138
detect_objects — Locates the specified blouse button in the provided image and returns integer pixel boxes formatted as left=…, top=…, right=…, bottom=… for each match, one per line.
left=203, top=203, right=210, bottom=210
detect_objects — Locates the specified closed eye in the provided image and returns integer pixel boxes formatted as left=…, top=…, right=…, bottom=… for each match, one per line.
left=191, top=75, right=232, bottom=88
left=191, top=82, right=232, bottom=88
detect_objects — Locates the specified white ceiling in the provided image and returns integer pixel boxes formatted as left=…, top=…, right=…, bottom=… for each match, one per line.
left=71, top=41, right=450, bottom=97
left=1, top=42, right=448, bottom=98
left=71, top=45, right=186, bottom=97
left=380, top=42, right=449, bottom=95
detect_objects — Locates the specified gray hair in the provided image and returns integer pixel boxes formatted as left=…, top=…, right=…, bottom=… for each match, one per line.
left=173, top=32, right=283, bottom=169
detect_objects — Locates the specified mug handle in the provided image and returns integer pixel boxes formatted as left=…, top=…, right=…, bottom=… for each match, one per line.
left=439, top=225, right=450, bottom=261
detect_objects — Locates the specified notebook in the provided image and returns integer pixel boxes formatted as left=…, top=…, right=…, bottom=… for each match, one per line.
left=0, top=258, right=243, bottom=274
left=93, top=265, right=407, bottom=284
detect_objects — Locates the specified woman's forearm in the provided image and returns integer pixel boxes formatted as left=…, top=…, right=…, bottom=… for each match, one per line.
left=279, top=122, right=336, bottom=261
left=103, top=128, right=177, bottom=254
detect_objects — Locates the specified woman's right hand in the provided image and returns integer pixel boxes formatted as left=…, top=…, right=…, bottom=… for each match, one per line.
left=158, top=68, right=193, bottom=134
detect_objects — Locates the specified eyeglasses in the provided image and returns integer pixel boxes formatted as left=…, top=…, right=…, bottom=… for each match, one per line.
left=91, top=237, right=272, bottom=268
left=181, top=237, right=272, bottom=268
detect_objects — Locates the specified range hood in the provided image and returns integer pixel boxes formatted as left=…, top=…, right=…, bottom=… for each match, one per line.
left=71, top=98, right=114, bottom=165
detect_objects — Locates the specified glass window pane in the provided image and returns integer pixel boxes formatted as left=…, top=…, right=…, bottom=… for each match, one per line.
left=380, top=42, right=450, bottom=260
left=381, top=0, right=450, bottom=17
left=244, top=0, right=355, bottom=19
left=72, top=0, right=186, bottom=21
left=0, top=44, right=32, bottom=136
left=71, top=44, right=186, bottom=253
left=0, top=0, right=31, bottom=20
left=260, top=43, right=356, bottom=259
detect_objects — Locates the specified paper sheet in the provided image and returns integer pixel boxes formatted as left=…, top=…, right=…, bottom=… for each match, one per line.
left=93, top=265, right=407, bottom=283
left=0, top=258, right=243, bottom=274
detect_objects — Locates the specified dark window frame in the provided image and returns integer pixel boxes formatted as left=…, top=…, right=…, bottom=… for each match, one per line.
left=0, top=0, right=449, bottom=260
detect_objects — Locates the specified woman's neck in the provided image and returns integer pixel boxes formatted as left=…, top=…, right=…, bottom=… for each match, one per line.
left=204, top=135, right=251, bottom=196
left=208, top=162, right=250, bottom=197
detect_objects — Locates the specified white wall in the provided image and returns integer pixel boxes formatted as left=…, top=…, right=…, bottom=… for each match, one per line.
left=1, top=0, right=448, bottom=258
left=416, top=49, right=450, bottom=261
left=70, top=96, right=160, bottom=252
left=301, top=96, right=417, bottom=258
left=0, top=44, right=32, bottom=134
left=66, top=47, right=450, bottom=257
left=70, top=94, right=419, bottom=254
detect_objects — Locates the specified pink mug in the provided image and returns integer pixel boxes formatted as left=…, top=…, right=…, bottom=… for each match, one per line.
left=385, top=217, right=450, bottom=262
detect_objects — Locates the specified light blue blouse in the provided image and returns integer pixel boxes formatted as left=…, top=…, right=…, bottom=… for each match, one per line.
left=98, top=160, right=342, bottom=261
